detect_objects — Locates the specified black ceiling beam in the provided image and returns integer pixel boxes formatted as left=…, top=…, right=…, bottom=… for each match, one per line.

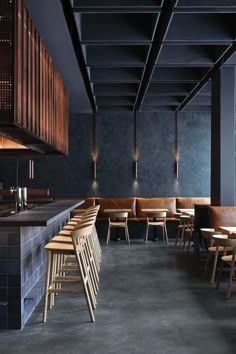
left=176, top=41, right=236, bottom=112
left=175, top=8, right=236, bottom=14
left=73, top=0, right=162, bottom=13
left=177, top=0, right=236, bottom=6
left=134, top=0, right=178, bottom=111
left=60, top=0, right=96, bottom=112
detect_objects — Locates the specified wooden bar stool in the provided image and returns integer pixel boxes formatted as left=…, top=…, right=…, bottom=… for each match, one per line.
left=52, top=223, right=100, bottom=291
left=53, top=216, right=101, bottom=273
left=43, top=224, right=97, bottom=323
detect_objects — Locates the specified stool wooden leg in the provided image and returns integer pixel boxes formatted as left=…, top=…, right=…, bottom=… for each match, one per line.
left=50, top=252, right=56, bottom=308
left=180, top=223, right=185, bottom=248
left=145, top=225, right=149, bottom=243
left=216, top=259, right=224, bottom=290
left=165, top=225, right=169, bottom=244
left=211, top=249, right=219, bottom=284
left=125, top=226, right=130, bottom=244
left=204, top=252, right=211, bottom=275
left=43, top=250, right=52, bottom=323
left=106, top=226, right=111, bottom=245
left=227, top=261, right=234, bottom=299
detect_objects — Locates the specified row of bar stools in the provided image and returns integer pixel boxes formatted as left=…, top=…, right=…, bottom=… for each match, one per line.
left=43, top=206, right=101, bottom=323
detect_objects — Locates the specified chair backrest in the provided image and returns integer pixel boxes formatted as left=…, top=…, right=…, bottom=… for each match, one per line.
left=201, top=228, right=221, bottom=246
left=72, top=224, right=94, bottom=248
left=147, top=211, right=167, bottom=219
left=212, top=235, right=236, bottom=258
left=108, top=211, right=128, bottom=220
left=173, top=212, right=182, bottom=219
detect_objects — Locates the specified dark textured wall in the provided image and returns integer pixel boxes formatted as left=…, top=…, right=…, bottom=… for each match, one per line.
left=0, top=111, right=211, bottom=197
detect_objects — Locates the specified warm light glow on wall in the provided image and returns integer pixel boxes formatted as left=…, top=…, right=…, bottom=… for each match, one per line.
left=92, top=112, right=97, bottom=180
left=134, top=151, right=138, bottom=180
left=0, top=136, right=28, bottom=149
left=134, top=111, right=138, bottom=179
left=175, top=112, right=179, bottom=180
left=92, top=152, right=97, bottom=180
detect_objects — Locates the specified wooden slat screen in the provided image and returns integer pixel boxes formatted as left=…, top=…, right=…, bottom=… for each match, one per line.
left=0, top=0, right=69, bottom=155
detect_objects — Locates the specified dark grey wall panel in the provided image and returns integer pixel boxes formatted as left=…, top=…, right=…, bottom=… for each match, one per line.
left=96, top=112, right=134, bottom=197
left=178, top=111, right=211, bottom=196
left=137, top=112, right=176, bottom=196
left=0, top=111, right=211, bottom=198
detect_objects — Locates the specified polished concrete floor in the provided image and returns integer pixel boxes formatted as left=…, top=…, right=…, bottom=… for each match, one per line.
left=0, top=240, right=236, bottom=354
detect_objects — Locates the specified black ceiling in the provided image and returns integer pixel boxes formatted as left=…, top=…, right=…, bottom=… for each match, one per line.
left=59, top=0, right=236, bottom=113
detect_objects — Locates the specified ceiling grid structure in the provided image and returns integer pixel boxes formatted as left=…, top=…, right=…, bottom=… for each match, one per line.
left=69, top=0, right=236, bottom=113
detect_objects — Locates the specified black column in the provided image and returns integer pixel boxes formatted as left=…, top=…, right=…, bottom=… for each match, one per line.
left=211, top=67, right=235, bottom=206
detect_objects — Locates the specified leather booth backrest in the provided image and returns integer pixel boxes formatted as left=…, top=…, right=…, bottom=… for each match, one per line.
left=176, top=197, right=210, bottom=209
left=136, top=198, right=176, bottom=218
left=27, top=188, right=50, bottom=197
left=75, top=197, right=95, bottom=209
left=208, top=206, right=236, bottom=229
left=95, top=198, right=136, bottom=218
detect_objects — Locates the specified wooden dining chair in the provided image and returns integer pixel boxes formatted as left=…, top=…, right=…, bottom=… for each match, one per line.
left=213, top=235, right=236, bottom=298
left=145, top=211, right=168, bottom=244
left=106, top=211, right=130, bottom=244
left=200, top=228, right=222, bottom=283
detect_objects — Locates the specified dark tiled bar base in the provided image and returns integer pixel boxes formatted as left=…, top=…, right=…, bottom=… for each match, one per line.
left=0, top=215, right=69, bottom=329
left=0, top=242, right=236, bottom=353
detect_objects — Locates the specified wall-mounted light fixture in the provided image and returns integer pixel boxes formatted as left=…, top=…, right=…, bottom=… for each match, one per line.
left=175, top=112, right=179, bottom=180
left=134, top=154, right=138, bottom=180
left=134, top=110, right=138, bottom=180
left=29, top=159, right=34, bottom=179
left=92, top=153, right=97, bottom=180
left=175, top=157, right=179, bottom=180
left=92, top=112, right=97, bottom=180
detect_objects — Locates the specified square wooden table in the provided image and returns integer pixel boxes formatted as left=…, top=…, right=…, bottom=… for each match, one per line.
left=218, top=226, right=236, bottom=235
left=177, top=208, right=195, bottom=216
left=141, top=208, right=169, bottom=213
left=104, top=209, right=132, bottom=213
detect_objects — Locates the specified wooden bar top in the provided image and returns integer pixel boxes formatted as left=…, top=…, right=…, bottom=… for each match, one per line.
left=0, top=200, right=84, bottom=227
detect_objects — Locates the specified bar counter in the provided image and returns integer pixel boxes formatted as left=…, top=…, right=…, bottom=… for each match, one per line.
left=0, top=199, right=84, bottom=329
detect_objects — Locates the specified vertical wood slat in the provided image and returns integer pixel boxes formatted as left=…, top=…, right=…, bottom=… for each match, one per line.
left=0, top=0, right=69, bottom=155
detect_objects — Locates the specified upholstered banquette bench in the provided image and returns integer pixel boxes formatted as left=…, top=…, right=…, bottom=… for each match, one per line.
left=208, top=206, right=236, bottom=230
left=54, top=196, right=209, bottom=240
left=70, top=197, right=210, bottom=222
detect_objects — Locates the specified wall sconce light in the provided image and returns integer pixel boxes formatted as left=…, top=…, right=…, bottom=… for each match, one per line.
left=134, top=111, right=138, bottom=180
left=29, top=159, right=34, bottom=179
left=134, top=158, right=138, bottom=180
left=92, top=113, right=97, bottom=181
left=92, top=153, right=97, bottom=180
left=175, top=112, right=179, bottom=180
left=175, top=158, right=179, bottom=180
left=93, top=159, right=97, bottom=180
